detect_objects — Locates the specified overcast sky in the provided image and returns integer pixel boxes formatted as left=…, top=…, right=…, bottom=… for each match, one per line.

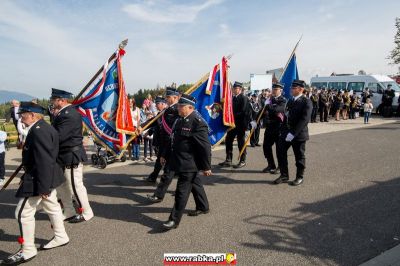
left=0, top=0, right=399, bottom=98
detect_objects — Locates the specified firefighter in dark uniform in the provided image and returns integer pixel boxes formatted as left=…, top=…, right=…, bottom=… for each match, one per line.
left=319, top=87, right=329, bottom=122
left=147, top=88, right=180, bottom=203
left=310, top=88, right=319, bottom=123
left=50, top=88, right=94, bottom=223
left=275, top=80, right=312, bottom=186
left=143, top=96, right=168, bottom=183
left=218, top=81, right=251, bottom=168
left=250, top=93, right=261, bottom=147
left=162, top=94, right=211, bottom=230
left=1, top=102, right=69, bottom=265
left=261, top=83, right=287, bottom=174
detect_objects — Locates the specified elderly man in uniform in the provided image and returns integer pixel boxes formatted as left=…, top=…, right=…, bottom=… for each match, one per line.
left=143, top=96, right=168, bottom=183
left=275, top=80, right=312, bottom=186
left=261, top=83, right=287, bottom=175
left=218, top=81, right=250, bottom=168
left=50, top=88, right=93, bottom=223
left=147, top=88, right=180, bottom=203
left=162, top=94, right=211, bottom=230
left=1, top=102, right=69, bottom=265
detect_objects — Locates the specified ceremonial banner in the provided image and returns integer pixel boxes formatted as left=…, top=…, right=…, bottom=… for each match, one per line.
left=73, top=49, right=134, bottom=155
left=188, top=57, right=235, bottom=147
left=280, top=53, right=299, bottom=98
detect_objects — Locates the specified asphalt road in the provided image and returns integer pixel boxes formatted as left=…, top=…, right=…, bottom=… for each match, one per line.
left=1, top=122, right=400, bottom=266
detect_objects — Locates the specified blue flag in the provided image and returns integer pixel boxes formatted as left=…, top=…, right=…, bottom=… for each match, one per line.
left=189, top=57, right=234, bottom=147
left=280, top=53, right=299, bottom=98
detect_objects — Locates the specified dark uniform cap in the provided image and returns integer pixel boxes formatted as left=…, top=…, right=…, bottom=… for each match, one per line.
left=272, top=82, right=284, bottom=89
left=51, top=88, right=74, bottom=99
left=291, top=79, right=306, bottom=88
left=155, top=96, right=166, bottom=104
left=18, top=102, right=46, bottom=114
left=251, top=93, right=257, bottom=97
left=165, top=87, right=180, bottom=96
left=233, top=81, right=243, bottom=88
left=178, top=94, right=196, bottom=106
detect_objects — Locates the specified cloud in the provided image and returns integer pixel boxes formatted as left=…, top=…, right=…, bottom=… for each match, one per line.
left=0, top=0, right=97, bottom=67
left=122, top=0, right=224, bottom=24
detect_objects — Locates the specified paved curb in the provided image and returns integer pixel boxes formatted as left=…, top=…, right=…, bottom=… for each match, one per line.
left=360, top=244, right=400, bottom=266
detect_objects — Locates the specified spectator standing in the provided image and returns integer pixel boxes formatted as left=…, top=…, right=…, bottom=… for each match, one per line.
left=364, top=98, right=373, bottom=124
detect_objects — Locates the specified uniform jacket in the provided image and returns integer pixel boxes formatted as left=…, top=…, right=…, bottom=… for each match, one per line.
left=233, top=93, right=251, bottom=129
left=16, top=119, right=65, bottom=197
left=52, top=105, right=87, bottom=166
left=159, top=104, right=179, bottom=158
left=281, top=95, right=313, bottom=142
left=170, top=111, right=211, bottom=173
left=262, top=96, right=287, bottom=131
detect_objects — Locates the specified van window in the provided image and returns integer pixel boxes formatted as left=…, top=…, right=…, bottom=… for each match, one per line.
left=368, top=83, right=384, bottom=93
left=348, top=82, right=365, bottom=92
left=328, top=82, right=346, bottom=90
left=311, top=82, right=328, bottom=89
left=381, top=81, right=400, bottom=92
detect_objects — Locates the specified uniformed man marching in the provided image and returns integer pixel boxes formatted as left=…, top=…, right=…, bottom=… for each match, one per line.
left=275, top=80, right=312, bottom=186
left=143, top=96, right=168, bottom=183
left=50, top=89, right=94, bottom=223
left=147, top=88, right=180, bottom=203
left=1, top=102, right=69, bottom=265
left=162, top=94, right=211, bottom=230
left=250, top=93, right=261, bottom=147
left=218, top=81, right=251, bottom=168
left=261, top=83, right=287, bottom=174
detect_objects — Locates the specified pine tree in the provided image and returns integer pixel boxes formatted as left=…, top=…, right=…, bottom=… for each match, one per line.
left=388, top=17, right=400, bottom=73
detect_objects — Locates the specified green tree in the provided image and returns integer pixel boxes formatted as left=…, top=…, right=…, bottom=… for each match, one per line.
left=388, top=17, right=400, bottom=73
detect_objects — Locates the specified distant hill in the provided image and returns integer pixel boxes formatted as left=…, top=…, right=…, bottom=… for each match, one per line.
left=0, top=90, right=35, bottom=104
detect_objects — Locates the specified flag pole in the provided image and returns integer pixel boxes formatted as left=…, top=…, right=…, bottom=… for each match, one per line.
left=73, top=39, right=128, bottom=101
left=237, top=36, right=302, bottom=161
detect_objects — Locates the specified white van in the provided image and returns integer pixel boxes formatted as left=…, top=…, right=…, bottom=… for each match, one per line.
left=310, top=74, right=400, bottom=112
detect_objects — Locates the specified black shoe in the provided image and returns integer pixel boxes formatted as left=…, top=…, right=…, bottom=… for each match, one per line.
left=147, top=195, right=162, bottom=203
left=274, top=175, right=289, bottom=184
left=255, top=144, right=261, bottom=146
left=290, top=178, right=303, bottom=186
left=162, top=220, right=178, bottom=230
left=1, top=250, right=35, bottom=265
left=269, top=167, right=280, bottom=175
left=188, top=209, right=209, bottom=216
left=218, top=160, right=232, bottom=167
left=233, top=161, right=246, bottom=169
left=251, top=144, right=255, bottom=147
left=68, top=214, right=85, bottom=224
left=262, top=166, right=273, bottom=173
left=143, top=177, right=157, bottom=183
left=63, top=216, right=75, bottom=222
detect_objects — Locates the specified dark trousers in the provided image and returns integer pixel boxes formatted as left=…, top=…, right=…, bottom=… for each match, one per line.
left=0, top=152, right=5, bottom=180
left=169, top=172, right=209, bottom=224
left=154, top=161, right=174, bottom=199
left=143, top=138, right=153, bottom=158
left=148, top=152, right=163, bottom=181
left=311, top=107, right=318, bottom=122
left=349, top=106, right=356, bottom=119
left=277, top=139, right=306, bottom=178
left=225, top=127, right=246, bottom=162
left=263, top=129, right=279, bottom=169
left=319, top=106, right=329, bottom=122
left=250, top=124, right=261, bottom=146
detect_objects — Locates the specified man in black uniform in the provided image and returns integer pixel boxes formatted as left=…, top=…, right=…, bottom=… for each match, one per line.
left=162, top=94, right=211, bottom=230
left=262, top=83, right=287, bottom=174
left=275, top=80, right=312, bottom=186
left=143, top=96, right=168, bottom=183
left=310, top=88, right=319, bottom=123
left=50, top=88, right=93, bottom=223
left=319, top=87, right=329, bottom=122
left=2, top=102, right=69, bottom=265
left=250, top=93, right=261, bottom=147
left=218, top=81, right=251, bottom=168
left=147, top=88, right=180, bottom=203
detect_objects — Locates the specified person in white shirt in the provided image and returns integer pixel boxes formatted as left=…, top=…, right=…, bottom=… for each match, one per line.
left=363, top=98, right=373, bottom=124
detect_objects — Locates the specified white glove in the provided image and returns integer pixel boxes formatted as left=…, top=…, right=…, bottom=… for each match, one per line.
left=265, top=98, right=272, bottom=105
left=285, top=133, right=295, bottom=142
left=250, top=121, right=257, bottom=129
